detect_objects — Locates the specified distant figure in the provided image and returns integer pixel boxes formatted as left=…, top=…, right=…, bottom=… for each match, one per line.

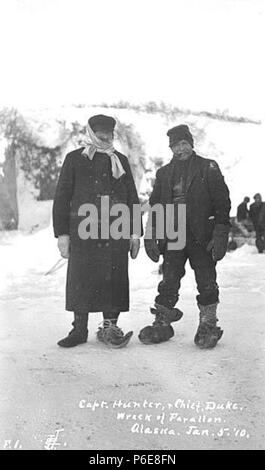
left=235, top=196, right=252, bottom=236
left=258, top=203, right=265, bottom=244
left=249, top=193, right=265, bottom=253
left=236, top=197, right=250, bottom=222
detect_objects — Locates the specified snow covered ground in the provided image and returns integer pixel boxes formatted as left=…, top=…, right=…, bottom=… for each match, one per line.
left=0, top=227, right=265, bottom=450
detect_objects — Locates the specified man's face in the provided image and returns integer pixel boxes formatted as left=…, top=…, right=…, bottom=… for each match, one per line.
left=94, top=129, right=114, bottom=144
left=171, top=139, right=193, bottom=160
left=254, top=195, right=262, bottom=204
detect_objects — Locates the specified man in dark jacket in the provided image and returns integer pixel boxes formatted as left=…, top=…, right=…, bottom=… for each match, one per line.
left=235, top=196, right=252, bottom=236
left=237, top=197, right=250, bottom=222
left=53, top=115, right=141, bottom=348
left=249, top=193, right=265, bottom=253
left=139, top=124, right=231, bottom=349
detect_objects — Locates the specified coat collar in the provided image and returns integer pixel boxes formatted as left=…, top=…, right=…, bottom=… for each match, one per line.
left=165, top=151, right=200, bottom=193
left=185, top=152, right=201, bottom=192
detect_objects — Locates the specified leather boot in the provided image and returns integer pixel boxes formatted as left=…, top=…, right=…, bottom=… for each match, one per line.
left=57, top=312, right=88, bottom=348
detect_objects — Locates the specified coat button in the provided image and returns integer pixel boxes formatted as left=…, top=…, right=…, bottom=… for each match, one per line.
left=106, top=242, right=109, bottom=247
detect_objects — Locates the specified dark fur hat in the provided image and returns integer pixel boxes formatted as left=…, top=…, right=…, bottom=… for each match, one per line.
left=167, top=124, right=194, bottom=148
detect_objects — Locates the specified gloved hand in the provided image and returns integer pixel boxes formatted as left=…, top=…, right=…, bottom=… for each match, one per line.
left=130, top=235, right=140, bottom=259
left=144, top=238, right=160, bottom=262
left=207, top=224, right=230, bottom=261
left=58, top=234, right=70, bottom=259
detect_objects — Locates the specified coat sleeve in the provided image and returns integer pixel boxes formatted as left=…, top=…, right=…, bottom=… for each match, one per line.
left=146, top=169, right=163, bottom=236
left=52, top=153, right=75, bottom=238
left=149, top=169, right=162, bottom=207
left=206, top=160, right=231, bottom=226
left=121, top=156, right=143, bottom=237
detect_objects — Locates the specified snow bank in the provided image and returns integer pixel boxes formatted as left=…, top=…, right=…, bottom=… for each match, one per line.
left=18, top=105, right=265, bottom=218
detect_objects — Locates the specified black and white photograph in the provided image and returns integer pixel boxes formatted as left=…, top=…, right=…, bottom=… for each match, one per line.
left=0, top=0, right=264, bottom=452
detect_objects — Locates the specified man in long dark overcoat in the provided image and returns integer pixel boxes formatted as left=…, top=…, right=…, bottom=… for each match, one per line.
left=53, top=115, right=141, bottom=348
left=140, top=124, right=231, bottom=349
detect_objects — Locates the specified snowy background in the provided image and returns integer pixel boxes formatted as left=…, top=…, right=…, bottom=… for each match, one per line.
left=0, top=0, right=265, bottom=451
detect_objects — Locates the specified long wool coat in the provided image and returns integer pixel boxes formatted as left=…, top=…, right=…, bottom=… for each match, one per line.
left=52, top=147, right=141, bottom=313
left=149, top=151, right=231, bottom=249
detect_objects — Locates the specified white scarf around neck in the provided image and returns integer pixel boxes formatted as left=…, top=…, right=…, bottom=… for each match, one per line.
left=81, top=124, right=126, bottom=179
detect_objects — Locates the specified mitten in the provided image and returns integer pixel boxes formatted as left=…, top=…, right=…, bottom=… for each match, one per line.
left=144, top=238, right=160, bottom=262
left=207, top=224, right=230, bottom=261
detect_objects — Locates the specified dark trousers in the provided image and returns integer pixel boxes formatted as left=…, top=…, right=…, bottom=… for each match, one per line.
left=74, top=310, right=120, bottom=320
left=155, top=230, right=219, bottom=308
